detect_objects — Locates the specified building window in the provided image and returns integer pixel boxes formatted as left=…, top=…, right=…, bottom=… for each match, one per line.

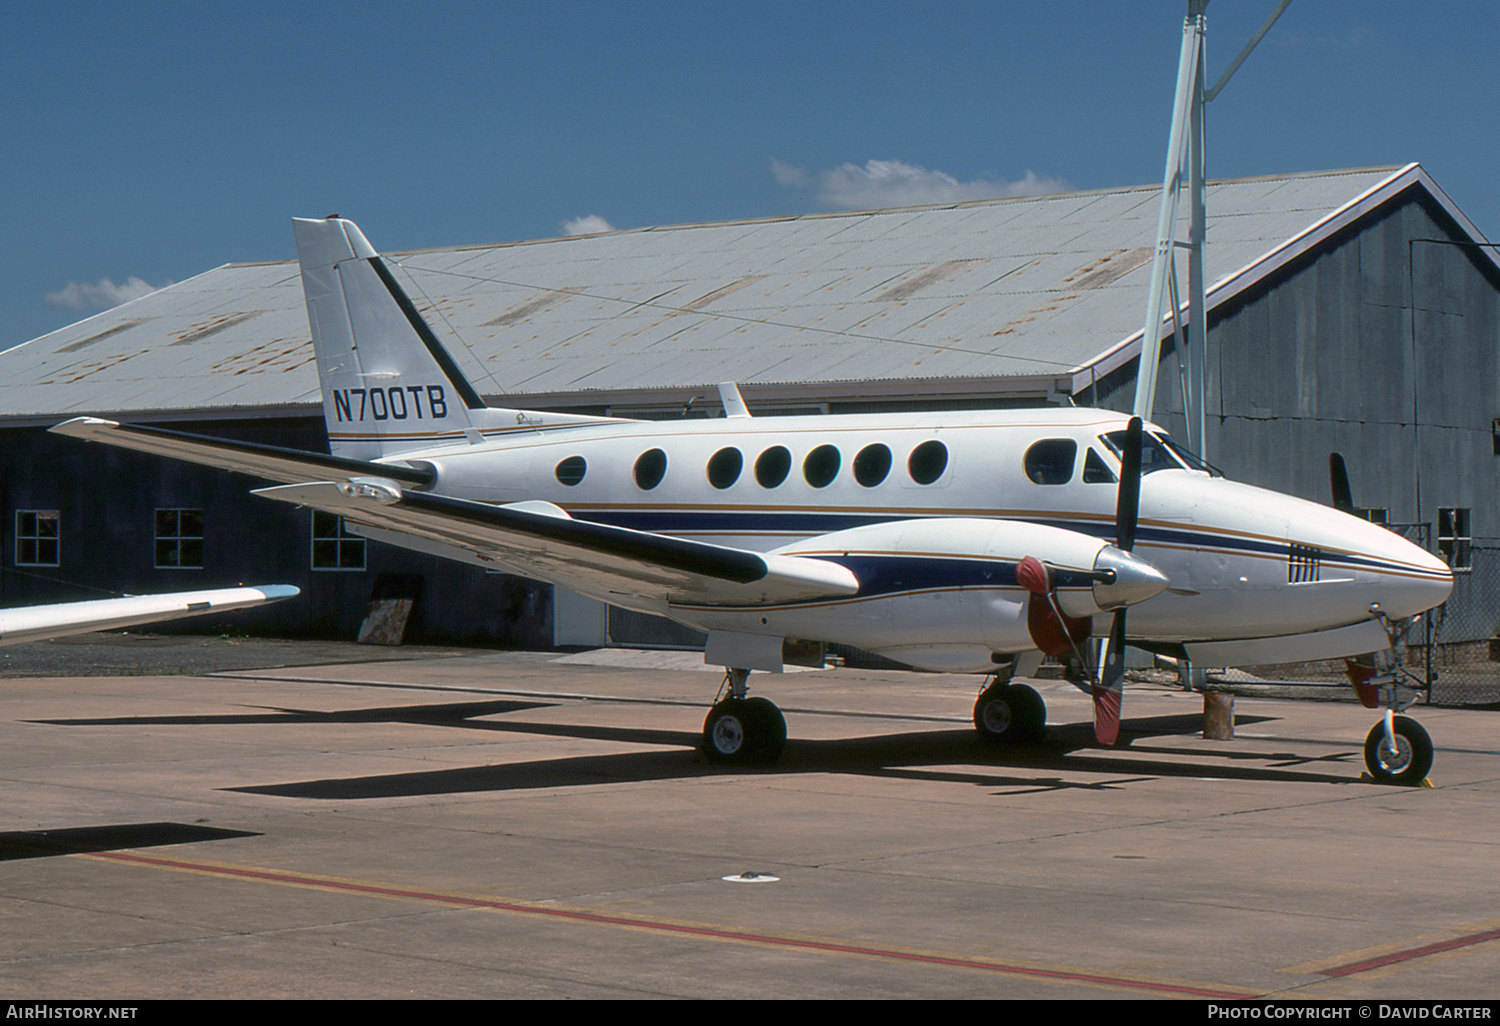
left=1438, top=508, right=1471, bottom=572
left=155, top=508, right=204, bottom=569
left=311, top=511, right=366, bottom=571
left=15, top=510, right=59, bottom=567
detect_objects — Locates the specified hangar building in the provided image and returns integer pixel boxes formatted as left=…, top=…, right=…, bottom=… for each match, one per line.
left=3, top=163, right=1496, bottom=660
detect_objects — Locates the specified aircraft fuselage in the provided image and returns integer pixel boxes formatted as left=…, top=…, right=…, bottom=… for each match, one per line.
left=366, top=405, right=1451, bottom=671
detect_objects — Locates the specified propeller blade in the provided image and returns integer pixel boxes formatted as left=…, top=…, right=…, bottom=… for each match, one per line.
left=1329, top=452, right=1355, bottom=514
left=1115, top=417, right=1143, bottom=552
left=1093, top=608, right=1127, bottom=746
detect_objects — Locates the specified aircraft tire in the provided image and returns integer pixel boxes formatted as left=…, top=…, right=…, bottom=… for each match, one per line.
left=1364, top=716, right=1433, bottom=786
left=703, top=697, right=786, bottom=764
left=974, top=683, right=1046, bottom=744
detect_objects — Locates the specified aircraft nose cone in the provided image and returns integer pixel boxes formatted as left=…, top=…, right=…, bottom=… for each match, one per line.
left=1403, top=544, right=1455, bottom=614
left=1092, top=546, right=1171, bottom=610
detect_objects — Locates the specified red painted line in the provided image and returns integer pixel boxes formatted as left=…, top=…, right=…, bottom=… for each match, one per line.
left=91, top=850, right=1243, bottom=998
left=1321, top=927, right=1500, bottom=977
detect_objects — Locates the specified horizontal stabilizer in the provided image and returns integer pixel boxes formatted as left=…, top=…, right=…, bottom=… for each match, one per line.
left=49, top=417, right=433, bottom=487
left=0, top=585, right=299, bottom=646
left=252, top=480, right=859, bottom=611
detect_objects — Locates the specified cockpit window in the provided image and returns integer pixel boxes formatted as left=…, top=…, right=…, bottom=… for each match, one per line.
left=1024, top=439, right=1077, bottom=485
left=1101, top=429, right=1185, bottom=476
left=1159, top=436, right=1223, bottom=477
left=1082, top=448, right=1116, bottom=484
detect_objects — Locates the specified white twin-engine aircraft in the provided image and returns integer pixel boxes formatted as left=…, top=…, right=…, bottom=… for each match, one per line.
left=51, top=217, right=1453, bottom=784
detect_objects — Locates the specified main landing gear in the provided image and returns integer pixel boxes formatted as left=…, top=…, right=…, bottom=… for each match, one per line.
left=973, top=669, right=1047, bottom=744
left=1347, top=611, right=1435, bottom=786
left=702, top=668, right=787, bottom=765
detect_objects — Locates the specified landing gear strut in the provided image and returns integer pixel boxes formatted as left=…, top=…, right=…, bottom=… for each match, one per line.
left=1347, top=611, right=1434, bottom=785
left=702, top=668, right=787, bottom=764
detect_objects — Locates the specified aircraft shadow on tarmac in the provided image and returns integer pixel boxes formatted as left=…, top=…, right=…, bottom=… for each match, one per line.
left=0, top=822, right=259, bottom=861
left=30, top=697, right=1363, bottom=800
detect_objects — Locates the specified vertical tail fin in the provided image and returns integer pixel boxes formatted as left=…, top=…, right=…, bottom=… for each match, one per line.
left=294, top=216, right=617, bottom=460
left=295, top=216, right=487, bottom=460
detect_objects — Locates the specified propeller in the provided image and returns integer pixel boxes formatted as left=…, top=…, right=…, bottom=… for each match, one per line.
left=1016, top=418, right=1153, bottom=746
left=1093, top=416, right=1143, bottom=746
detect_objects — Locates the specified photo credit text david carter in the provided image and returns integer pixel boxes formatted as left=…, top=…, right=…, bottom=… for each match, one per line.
left=1209, top=1009, right=1492, bottom=1020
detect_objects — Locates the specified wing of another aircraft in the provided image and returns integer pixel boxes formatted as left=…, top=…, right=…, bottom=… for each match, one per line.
left=49, top=418, right=434, bottom=487
left=0, top=585, right=300, bottom=646
left=253, top=479, right=858, bottom=612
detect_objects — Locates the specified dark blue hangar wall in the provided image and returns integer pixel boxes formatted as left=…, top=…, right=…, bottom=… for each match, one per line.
left=1093, top=183, right=1500, bottom=645
left=0, top=415, right=555, bottom=648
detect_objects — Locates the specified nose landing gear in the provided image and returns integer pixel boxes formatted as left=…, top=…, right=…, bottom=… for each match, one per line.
left=1364, top=712, right=1434, bottom=787
left=1346, top=612, right=1435, bottom=786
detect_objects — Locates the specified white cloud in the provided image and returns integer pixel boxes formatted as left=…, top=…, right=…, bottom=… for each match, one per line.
left=768, top=157, right=811, bottom=189
left=562, top=215, right=615, bottom=236
left=46, top=276, right=168, bottom=310
left=772, top=158, right=1071, bottom=211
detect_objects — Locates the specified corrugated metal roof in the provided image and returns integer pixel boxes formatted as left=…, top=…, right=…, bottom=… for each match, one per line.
left=3, top=164, right=1478, bottom=420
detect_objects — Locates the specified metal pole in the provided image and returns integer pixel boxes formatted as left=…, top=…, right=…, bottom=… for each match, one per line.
left=1188, top=2, right=1209, bottom=461
left=1132, top=8, right=1205, bottom=426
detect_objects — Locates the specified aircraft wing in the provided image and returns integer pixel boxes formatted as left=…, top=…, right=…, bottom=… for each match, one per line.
left=0, top=585, right=300, bottom=647
left=48, top=418, right=433, bottom=487
left=253, top=479, right=859, bottom=610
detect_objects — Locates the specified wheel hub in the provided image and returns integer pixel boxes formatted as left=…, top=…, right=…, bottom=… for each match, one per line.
left=712, top=715, right=745, bottom=755
left=981, top=699, right=1013, bottom=734
left=1377, top=735, right=1413, bottom=773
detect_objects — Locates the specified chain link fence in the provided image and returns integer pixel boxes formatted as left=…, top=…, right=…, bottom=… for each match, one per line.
left=1422, top=537, right=1500, bottom=707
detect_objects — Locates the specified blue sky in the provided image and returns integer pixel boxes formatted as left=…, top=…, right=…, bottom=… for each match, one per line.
left=5, top=0, right=1497, bottom=349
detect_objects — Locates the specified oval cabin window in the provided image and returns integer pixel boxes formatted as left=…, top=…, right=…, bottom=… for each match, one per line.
left=707, top=447, right=744, bottom=489
left=555, top=455, right=587, bottom=486
left=803, top=445, right=840, bottom=488
left=634, top=448, right=667, bottom=490
left=907, top=440, right=948, bottom=485
left=853, top=443, right=892, bottom=487
left=755, top=446, right=792, bottom=488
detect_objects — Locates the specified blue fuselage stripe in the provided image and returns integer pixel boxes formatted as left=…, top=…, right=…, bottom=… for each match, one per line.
left=571, top=508, right=1429, bottom=580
